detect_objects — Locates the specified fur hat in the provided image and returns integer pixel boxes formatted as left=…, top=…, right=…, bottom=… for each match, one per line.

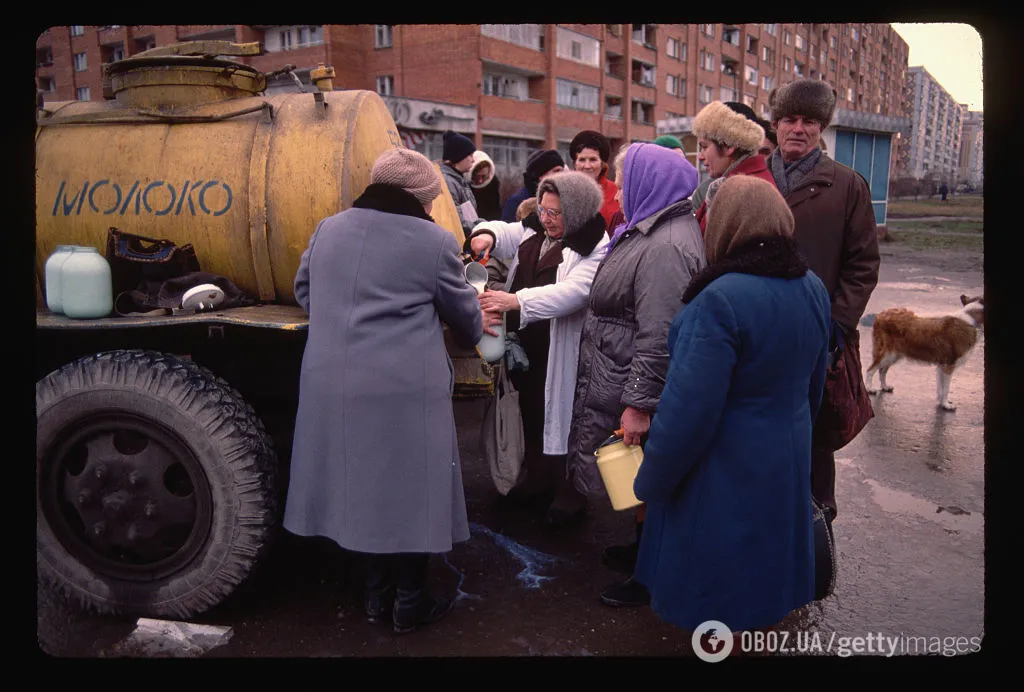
left=370, top=148, right=442, bottom=205
left=654, top=135, right=684, bottom=150
left=569, top=130, right=611, bottom=163
left=692, top=101, right=765, bottom=154
left=442, top=130, right=476, bottom=163
left=768, top=79, right=838, bottom=128
left=536, top=170, right=603, bottom=236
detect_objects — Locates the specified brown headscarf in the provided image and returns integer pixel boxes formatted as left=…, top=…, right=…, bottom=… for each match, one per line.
left=703, top=176, right=795, bottom=266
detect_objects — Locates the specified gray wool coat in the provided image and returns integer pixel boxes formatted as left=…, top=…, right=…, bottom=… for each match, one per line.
left=441, top=162, right=480, bottom=236
left=566, top=200, right=707, bottom=497
left=284, top=187, right=483, bottom=554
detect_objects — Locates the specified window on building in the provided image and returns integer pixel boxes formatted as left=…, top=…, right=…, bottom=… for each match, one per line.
left=783, top=56, right=791, bottom=72
left=376, top=75, right=394, bottom=96
left=483, top=72, right=527, bottom=100
left=632, top=23, right=657, bottom=46
left=794, top=62, right=804, bottom=77
left=36, top=47, right=53, bottom=67
left=73, top=52, right=87, bottom=72
left=76, top=86, right=90, bottom=101
left=745, top=64, right=758, bottom=85
left=556, top=78, right=599, bottom=111
left=829, top=35, right=837, bottom=49
left=667, top=37, right=680, bottom=59
left=762, top=75, right=774, bottom=91
left=723, top=26, right=740, bottom=46
left=851, top=27, right=860, bottom=41
left=762, top=46, right=775, bottom=63
left=847, top=87, right=854, bottom=101
left=557, top=28, right=600, bottom=66
left=112, top=45, right=124, bottom=61
left=784, top=29, right=792, bottom=46
left=761, top=102, right=770, bottom=118
left=746, top=35, right=759, bottom=55
left=38, top=76, right=56, bottom=92
left=374, top=25, right=393, bottom=48
left=70, top=25, right=85, bottom=36
left=701, top=49, right=715, bottom=71
left=830, top=58, right=837, bottom=73
left=267, top=25, right=324, bottom=52
left=605, top=95, right=623, bottom=118
left=699, top=84, right=713, bottom=104
left=482, top=136, right=539, bottom=171
left=701, top=24, right=715, bottom=38
left=720, top=86, right=738, bottom=102
left=135, top=37, right=156, bottom=52
left=632, top=61, right=656, bottom=87
left=666, top=74, right=685, bottom=97
left=763, top=23, right=777, bottom=36
left=743, top=93, right=755, bottom=107
left=795, top=34, right=805, bottom=51
left=632, top=100, right=654, bottom=125
left=481, top=24, right=545, bottom=51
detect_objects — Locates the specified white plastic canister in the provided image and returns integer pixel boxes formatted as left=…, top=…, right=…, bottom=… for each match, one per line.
left=44, top=245, right=76, bottom=314
left=61, top=246, right=113, bottom=319
left=465, top=261, right=506, bottom=363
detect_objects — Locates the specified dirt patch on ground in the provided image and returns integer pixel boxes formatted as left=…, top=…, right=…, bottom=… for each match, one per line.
left=878, top=238, right=984, bottom=275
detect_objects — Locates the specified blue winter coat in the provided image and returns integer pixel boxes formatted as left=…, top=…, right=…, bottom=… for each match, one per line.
left=501, top=186, right=532, bottom=222
left=632, top=269, right=830, bottom=633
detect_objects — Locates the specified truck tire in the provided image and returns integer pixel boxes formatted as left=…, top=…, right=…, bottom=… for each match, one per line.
left=36, top=350, right=279, bottom=619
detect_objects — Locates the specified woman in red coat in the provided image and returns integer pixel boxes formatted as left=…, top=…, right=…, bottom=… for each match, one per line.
left=692, top=101, right=778, bottom=233
left=570, top=130, right=621, bottom=232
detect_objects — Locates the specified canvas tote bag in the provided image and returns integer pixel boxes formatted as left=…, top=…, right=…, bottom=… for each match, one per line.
left=480, top=358, right=526, bottom=495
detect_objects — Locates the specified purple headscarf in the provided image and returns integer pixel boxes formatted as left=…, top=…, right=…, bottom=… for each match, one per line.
left=609, top=142, right=699, bottom=247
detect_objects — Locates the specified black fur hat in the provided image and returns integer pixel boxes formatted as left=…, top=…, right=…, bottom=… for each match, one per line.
left=768, top=79, right=838, bottom=128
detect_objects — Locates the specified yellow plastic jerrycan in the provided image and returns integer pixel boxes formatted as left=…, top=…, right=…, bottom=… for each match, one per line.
left=595, top=428, right=644, bottom=511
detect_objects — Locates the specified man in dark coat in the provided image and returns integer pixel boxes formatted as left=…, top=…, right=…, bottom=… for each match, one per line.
left=767, top=78, right=880, bottom=522
left=440, top=130, right=480, bottom=236
left=501, top=149, right=565, bottom=222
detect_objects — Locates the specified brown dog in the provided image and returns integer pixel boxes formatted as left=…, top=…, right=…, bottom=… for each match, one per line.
left=865, top=294, right=984, bottom=411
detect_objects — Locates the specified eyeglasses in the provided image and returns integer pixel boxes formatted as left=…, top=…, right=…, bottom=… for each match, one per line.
left=538, top=206, right=563, bottom=219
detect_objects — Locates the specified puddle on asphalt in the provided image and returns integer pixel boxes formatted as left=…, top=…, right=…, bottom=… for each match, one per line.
left=861, top=479, right=982, bottom=535
left=469, top=522, right=558, bottom=590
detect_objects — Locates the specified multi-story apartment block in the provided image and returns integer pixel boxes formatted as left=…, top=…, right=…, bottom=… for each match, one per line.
left=905, top=66, right=965, bottom=184
left=957, top=108, right=983, bottom=189
left=35, top=23, right=912, bottom=219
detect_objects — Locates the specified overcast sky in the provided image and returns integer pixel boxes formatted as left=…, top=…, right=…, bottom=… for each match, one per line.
left=890, top=22, right=983, bottom=111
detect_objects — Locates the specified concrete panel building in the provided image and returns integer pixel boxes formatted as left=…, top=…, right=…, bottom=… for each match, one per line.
left=905, top=66, right=965, bottom=184
left=958, top=108, right=983, bottom=189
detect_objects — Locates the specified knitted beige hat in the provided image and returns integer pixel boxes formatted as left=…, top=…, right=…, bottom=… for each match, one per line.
left=692, top=101, right=765, bottom=154
left=370, top=148, right=443, bottom=205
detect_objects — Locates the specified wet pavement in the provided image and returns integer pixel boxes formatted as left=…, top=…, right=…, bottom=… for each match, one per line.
left=37, top=245, right=986, bottom=659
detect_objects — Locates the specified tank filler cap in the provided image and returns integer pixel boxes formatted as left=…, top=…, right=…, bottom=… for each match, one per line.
left=310, top=64, right=336, bottom=92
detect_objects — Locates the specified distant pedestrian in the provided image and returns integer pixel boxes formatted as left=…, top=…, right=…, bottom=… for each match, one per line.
left=940, top=182, right=949, bottom=201
left=440, top=130, right=480, bottom=236
left=502, top=149, right=565, bottom=222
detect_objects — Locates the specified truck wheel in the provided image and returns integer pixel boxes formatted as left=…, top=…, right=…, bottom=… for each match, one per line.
left=36, top=350, right=279, bottom=619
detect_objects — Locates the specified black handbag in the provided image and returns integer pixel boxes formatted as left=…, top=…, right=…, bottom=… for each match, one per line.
left=105, top=226, right=201, bottom=298
left=813, top=498, right=837, bottom=600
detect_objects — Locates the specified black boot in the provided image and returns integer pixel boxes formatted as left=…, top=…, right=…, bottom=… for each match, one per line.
left=602, top=521, right=643, bottom=574
left=392, top=553, right=455, bottom=634
left=362, top=553, right=395, bottom=625
left=600, top=576, right=650, bottom=607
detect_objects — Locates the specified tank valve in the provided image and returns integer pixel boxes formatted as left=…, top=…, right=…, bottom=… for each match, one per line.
left=310, top=64, right=335, bottom=92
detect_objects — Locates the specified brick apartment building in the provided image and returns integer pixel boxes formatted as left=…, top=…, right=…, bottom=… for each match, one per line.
left=35, top=23, right=914, bottom=219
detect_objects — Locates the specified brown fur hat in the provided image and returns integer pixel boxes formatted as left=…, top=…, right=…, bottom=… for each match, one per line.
left=769, top=78, right=838, bottom=128
left=693, top=101, right=765, bottom=154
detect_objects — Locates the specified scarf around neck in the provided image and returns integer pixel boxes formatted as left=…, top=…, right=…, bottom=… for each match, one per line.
left=770, top=147, right=822, bottom=197
left=682, top=235, right=809, bottom=305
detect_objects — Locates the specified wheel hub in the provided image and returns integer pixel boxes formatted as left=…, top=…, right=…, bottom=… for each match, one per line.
left=41, top=413, right=213, bottom=581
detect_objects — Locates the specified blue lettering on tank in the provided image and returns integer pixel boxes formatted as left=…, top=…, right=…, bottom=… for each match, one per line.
left=51, top=178, right=234, bottom=217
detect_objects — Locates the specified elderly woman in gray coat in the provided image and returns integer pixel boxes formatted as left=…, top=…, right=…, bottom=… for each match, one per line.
left=560, top=142, right=706, bottom=607
left=284, top=148, right=483, bottom=634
